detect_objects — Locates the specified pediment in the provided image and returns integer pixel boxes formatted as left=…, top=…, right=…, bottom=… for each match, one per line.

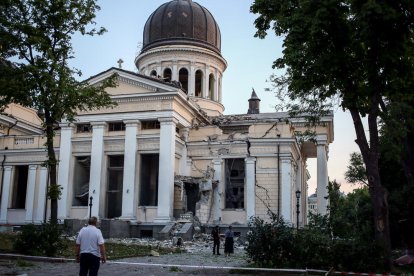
left=86, top=67, right=179, bottom=97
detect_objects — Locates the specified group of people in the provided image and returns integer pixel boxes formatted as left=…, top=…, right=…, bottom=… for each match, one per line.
left=74, top=218, right=237, bottom=275
left=211, top=225, right=235, bottom=257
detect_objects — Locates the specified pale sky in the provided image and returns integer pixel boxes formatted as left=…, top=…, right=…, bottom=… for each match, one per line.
left=70, top=0, right=361, bottom=194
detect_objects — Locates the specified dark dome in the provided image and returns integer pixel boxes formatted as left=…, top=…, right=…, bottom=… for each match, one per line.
left=142, top=0, right=221, bottom=54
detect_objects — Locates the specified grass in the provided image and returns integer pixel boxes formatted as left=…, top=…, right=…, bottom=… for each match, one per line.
left=15, top=259, right=35, bottom=267
left=0, top=232, right=18, bottom=253
left=57, top=239, right=182, bottom=259
left=0, top=232, right=182, bottom=260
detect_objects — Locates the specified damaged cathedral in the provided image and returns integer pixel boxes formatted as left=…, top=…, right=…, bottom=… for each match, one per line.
left=0, top=0, right=333, bottom=238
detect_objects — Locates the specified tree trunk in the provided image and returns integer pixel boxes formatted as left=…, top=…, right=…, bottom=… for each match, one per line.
left=45, top=109, right=59, bottom=224
left=350, top=108, right=392, bottom=269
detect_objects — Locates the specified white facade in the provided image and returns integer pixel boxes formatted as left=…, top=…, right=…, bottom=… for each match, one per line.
left=0, top=1, right=334, bottom=230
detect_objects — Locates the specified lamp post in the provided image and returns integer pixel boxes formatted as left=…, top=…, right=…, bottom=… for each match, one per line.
left=89, top=196, right=93, bottom=218
left=295, top=190, right=301, bottom=230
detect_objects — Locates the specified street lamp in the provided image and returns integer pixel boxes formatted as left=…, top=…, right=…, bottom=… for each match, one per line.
left=89, top=196, right=93, bottom=218
left=295, top=190, right=301, bottom=230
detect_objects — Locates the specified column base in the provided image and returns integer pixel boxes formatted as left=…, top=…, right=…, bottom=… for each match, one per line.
left=119, top=216, right=136, bottom=221
left=153, top=216, right=173, bottom=223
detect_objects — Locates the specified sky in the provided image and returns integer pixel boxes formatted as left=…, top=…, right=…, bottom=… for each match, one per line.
left=70, top=0, right=361, bottom=195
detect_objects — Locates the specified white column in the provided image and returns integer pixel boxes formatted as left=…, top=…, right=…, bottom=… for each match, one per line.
left=214, top=70, right=219, bottom=101
left=89, top=122, right=106, bottom=218
left=203, top=66, right=210, bottom=99
left=179, top=128, right=190, bottom=176
left=212, top=158, right=223, bottom=223
left=57, top=124, right=74, bottom=219
left=0, top=166, right=13, bottom=223
left=154, top=118, right=177, bottom=223
left=25, top=165, right=37, bottom=222
left=280, top=158, right=293, bottom=222
left=188, top=63, right=195, bottom=96
left=218, top=75, right=223, bottom=103
left=295, top=159, right=303, bottom=227
left=245, top=157, right=256, bottom=220
left=35, top=166, right=48, bottom=223
left=172, top=61, right=178, bottom=81
left=316, top=135, right=328, bottom=215
left=121, top=120, right=139, bottom=219
left=156, top=62, right=161, bottom=77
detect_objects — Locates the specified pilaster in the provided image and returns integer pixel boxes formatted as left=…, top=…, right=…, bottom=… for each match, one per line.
left=179, top=128, right=190, bottom=176
left=280, top=157, right=293, bottom=222
left=172, top=60, right=178, bottom=81
left=245, top=157, right=256, bottom=220
left=212, top=158, right=223, bottom=223
left=188, top=62, right=195, bottom=96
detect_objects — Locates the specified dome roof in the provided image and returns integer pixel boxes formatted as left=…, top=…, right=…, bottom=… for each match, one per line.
left=142, top=0, right=221, bottom=54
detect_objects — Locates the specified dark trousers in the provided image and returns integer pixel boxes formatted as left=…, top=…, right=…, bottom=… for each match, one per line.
left=213, top=239, right=220, bottom=254
left=79, top=253, right=100, bottom=276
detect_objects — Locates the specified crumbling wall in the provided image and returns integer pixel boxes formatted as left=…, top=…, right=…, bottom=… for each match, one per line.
left=195, top=190, right=212, bottom=223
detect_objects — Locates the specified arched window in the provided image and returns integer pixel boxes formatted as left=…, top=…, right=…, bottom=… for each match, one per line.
left=150, top=70, right=157, bottom=77
left=163, top=68, right=172, bottom=82
left=209, top=73, right=215, bottom=100
left=195, top=70, right=203, bottom=97
left=179, top=68, right=189, bottom=93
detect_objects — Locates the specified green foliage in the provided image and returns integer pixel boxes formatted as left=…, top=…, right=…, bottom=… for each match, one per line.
left=14, top=223, right=64, bottom=257
left=246, top=182, right=386, bottom=271
left=169, top=266, right=182, bottom=272
left=345, top=152, right=368, bottom=186
left=0, top=0, right=117, bottom=222
left=250, top=1, right=414, bottom=266
left=16, top=259, right=35, bottom=267
left=47, top=183, right=63, bottom=200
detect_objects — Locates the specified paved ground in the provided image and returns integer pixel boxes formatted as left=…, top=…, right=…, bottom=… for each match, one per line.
left=0, top=247, right=287, bottom=276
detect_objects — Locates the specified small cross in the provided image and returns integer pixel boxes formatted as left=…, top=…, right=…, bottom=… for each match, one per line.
left=117, top=58, right=124, bottom=69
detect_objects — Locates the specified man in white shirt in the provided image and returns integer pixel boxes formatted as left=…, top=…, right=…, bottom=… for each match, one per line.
left=75, top=216, right=106, bottom=276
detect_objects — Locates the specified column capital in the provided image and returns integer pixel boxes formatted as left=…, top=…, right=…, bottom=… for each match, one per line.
left=29, top=165, right=38, bottom=170
left=123, top=120, right=141, bottom=127
left=316, top=134, right=328, bottom=145
left=212, top=158, right=223, bottom=166
left=245, top=157, right=256, bottom=164
left=91, top=121, right=106, bottom=129
left=3, top=166, right=12, bottom=171
left=59, top=123, right=74, bottom=130
left=158, top=118, right=178, bottom=125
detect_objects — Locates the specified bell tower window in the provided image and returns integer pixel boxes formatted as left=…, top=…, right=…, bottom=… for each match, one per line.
left=163, top=68, right=172, bottom=82
left=195, top=70, right=203, bottom=97
left=209, top=73, right=215, bottom=100
left=179, top=68, right=189, bottom=93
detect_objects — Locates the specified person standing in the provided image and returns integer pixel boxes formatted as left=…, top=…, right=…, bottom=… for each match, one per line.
left=224, top=225, right=234, bottom=257
left=211, top=225, right=221, bottom=255
left=75, top=216, right=107, bottom=276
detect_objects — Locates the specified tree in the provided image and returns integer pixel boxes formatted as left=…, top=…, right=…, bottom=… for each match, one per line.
left=345, top=152, right=367, bottom=186
left=251, top=0, right=414, bottom=268
left=0, top=0, right=116, bottom=223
